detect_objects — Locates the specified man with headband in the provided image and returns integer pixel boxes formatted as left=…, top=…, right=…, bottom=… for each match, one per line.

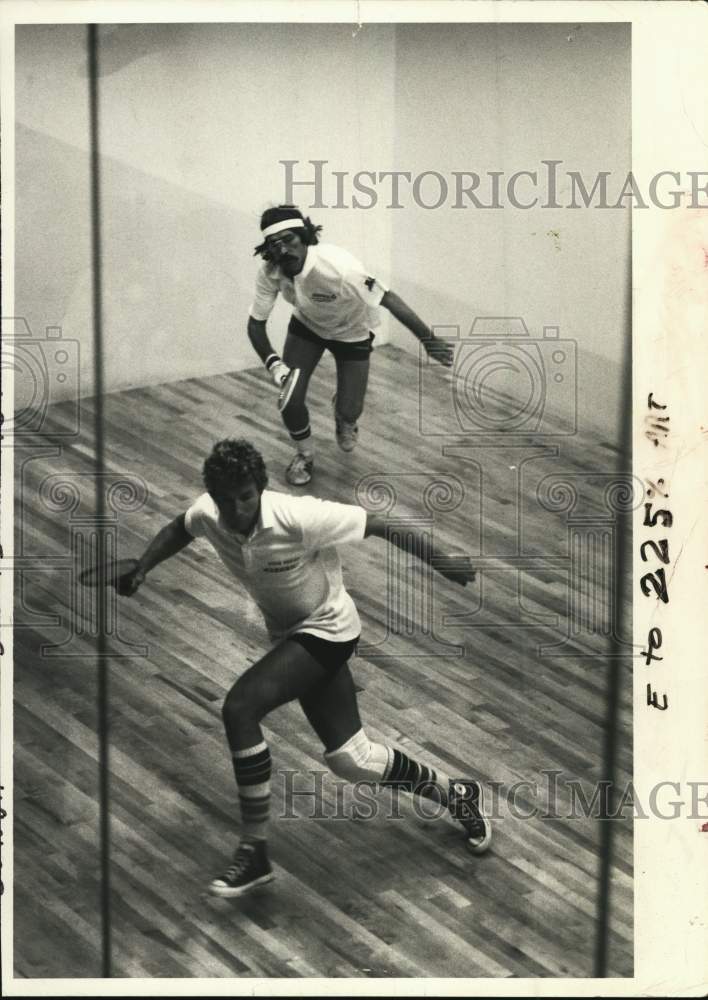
left=247, top=205, right=454, bottom=486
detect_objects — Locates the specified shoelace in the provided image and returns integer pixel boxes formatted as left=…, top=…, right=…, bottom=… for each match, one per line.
left=223, top=847, right=255, bottom=881
left=453, top=787, right=486, bottom=837
left=462, top=814, right=486, bottom=837
left=458, top=809, right=485, bottom=839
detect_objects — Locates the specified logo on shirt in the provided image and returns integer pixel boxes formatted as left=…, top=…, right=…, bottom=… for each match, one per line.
left=364, top=276, right=377, bottom=291
left=311, top=292, right=337, bottom=302
left=262, top=557, right=301, bottom=573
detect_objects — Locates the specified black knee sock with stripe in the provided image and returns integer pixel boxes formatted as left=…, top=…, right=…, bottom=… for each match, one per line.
left=230, top=741, right=272, bottom=841
left=290, top=422, right=313, bottom=456
left=380, top=747, right=450, bottom=806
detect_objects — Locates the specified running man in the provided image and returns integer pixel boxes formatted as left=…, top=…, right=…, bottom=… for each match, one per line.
left=248, top=204, right=454, bottom=486
left=119, top=439, right=491, bottom=897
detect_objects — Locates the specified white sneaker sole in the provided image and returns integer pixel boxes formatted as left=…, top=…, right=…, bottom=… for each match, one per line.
left=278, top=368, right=301, bottom=412
left=285, top=465, right=313, bottom=486
left=208, top=871, right=275, bottom=898
left=464, top=818, right=492, bottom=855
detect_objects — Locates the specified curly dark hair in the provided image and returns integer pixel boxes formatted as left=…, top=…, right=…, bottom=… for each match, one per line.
left=253, top=204, right=322, bottom=260
left=202, top=439, right=268, bottom=496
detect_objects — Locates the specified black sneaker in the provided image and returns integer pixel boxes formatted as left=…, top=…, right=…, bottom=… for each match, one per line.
left=448, top=780, right=492, bottom=855
left=208, top=840, right=274, bottom=898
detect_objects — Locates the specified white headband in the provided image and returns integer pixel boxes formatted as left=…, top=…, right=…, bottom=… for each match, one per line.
left=261, top=218, right=306, bottom=238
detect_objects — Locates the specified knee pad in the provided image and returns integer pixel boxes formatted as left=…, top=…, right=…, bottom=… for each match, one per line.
left=325, top=728, right=390, bottom=782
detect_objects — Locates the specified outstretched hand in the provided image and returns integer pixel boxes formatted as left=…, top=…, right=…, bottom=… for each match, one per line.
left=433, top=553, right=476, bottom=586
left=422, top=336, right=455, bottom=368
left=115, top=564, right=146, bottom=597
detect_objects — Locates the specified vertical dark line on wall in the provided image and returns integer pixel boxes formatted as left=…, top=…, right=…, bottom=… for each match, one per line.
left=88, top=22, right=112, bottom=980
left=594, top=200, right=633, bottom=979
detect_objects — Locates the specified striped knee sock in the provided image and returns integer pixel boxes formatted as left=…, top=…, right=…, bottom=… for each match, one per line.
left=231, top=741, right=271, bottom=841
left=381, top=748, right=451, bottom=806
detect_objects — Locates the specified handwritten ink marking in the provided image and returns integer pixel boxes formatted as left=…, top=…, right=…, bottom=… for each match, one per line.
left=640, top=567, right=669, bottom=603
left=642, top=396, right=673, bottom=712
left=641, top=627, right=663, bottom=665
left=645, top=393, right=670, bottom=447
left=646, top=684, right=668, bottom=712
left=644, top=415, right=670, bottom=448
left=643, top=503, right=673, bottom=528
left=645, top=477, right=669, bottom=499
left=640, top=538, right=670, bottom=564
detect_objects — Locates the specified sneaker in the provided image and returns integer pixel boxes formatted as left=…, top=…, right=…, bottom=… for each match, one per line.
left=285, top=452, right=313, bottom=486
left=209, top=840, right=274, bottom=898
left=277, top=367, right=300, bottom=413
left=448, top=780, right=492, bottom=855
left=332, top=394, right=359, bottom=452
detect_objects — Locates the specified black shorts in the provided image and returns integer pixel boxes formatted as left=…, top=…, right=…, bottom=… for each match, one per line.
left=289, top=632, right=360, bottom=671
left=288, top=315, right=374, bottom=361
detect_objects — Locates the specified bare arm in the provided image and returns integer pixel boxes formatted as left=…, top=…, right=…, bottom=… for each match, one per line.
left=118, top=513, right=194, bottom=596
left=364, top=513, right=476, bottom=586
left=380, top=290, right=454, bottom=368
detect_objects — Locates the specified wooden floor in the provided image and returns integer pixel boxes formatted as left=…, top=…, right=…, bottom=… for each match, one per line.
left=12, top=344, right=633, bottom=979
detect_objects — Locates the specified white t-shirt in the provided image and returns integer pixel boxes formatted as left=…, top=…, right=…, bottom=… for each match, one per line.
left=249, top=243, right=388, bottom=343
left=184, top=489, right=368, bottom=642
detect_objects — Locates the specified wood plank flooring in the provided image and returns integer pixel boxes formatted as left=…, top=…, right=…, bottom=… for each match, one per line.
left=11, top=344, right=633, bottom=979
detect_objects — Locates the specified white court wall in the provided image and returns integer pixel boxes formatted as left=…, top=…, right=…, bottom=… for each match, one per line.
left=15, top=21, right=631, bottom=431
left=15, top=23, right=396, bottom=397
left=389, top=22, right=631, bottom=432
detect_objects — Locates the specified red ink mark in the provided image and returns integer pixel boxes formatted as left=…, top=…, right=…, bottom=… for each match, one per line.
left=701, top=821, right=708, bottom=833
left=703, top=248, right=708, bottom=269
